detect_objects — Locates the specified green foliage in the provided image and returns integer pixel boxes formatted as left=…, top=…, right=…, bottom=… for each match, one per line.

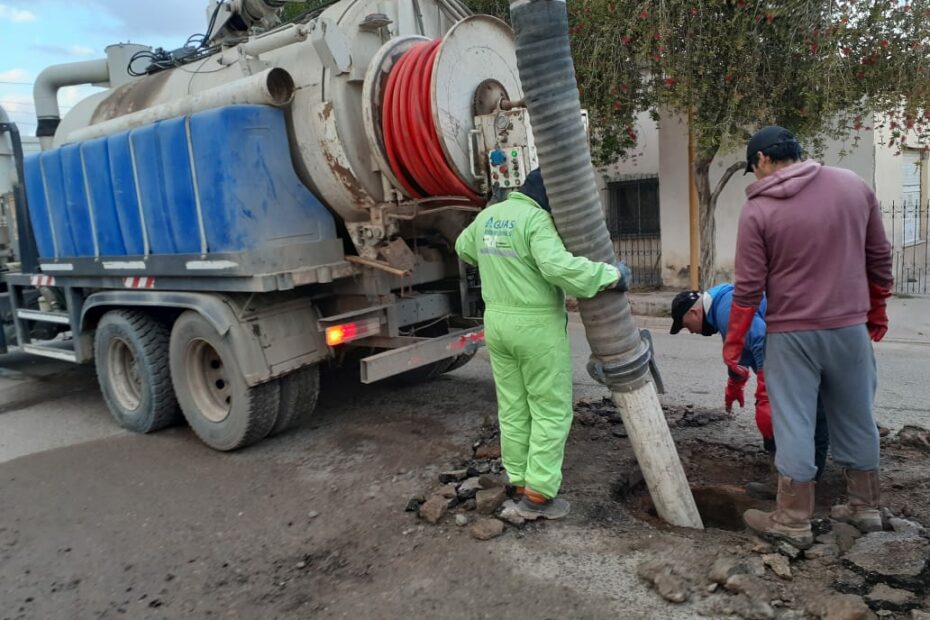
left=281, top=1, right=333, bottom=21
left=467, top=0, right=930, bottom=166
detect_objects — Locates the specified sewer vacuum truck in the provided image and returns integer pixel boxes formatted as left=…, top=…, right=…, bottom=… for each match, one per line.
left=0, top=0, right=547, bottom=450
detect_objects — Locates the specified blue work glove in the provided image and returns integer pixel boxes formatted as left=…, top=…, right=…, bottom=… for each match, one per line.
left=612, top=260, right=632, bottom=292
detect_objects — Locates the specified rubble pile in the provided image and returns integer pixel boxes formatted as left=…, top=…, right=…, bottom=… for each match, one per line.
left=574, top=397, right=729, bottom=439
left=405, top=430, right=520, bottom=541
left=636, top=512, right=929, bottom=619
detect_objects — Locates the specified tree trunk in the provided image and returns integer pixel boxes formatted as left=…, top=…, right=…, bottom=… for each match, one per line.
left=694, top=158, right=715, bottom=289
left=693, top=156, right=745, bottom=290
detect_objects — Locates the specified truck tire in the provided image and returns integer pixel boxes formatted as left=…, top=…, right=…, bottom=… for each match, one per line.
left=270, top=365, right=320, bottom=436
left=442, top=350, right=476, bottom=374
left=94, top=310, right=181, bottom=433
left=169, top=311, right=279, bottom=451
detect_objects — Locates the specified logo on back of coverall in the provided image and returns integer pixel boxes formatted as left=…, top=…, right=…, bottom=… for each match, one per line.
left=482, top=217, right=516, bottom=250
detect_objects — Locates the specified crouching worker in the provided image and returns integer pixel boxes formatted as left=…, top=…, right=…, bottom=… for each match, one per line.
left=669, top=285, right=829, bottom=494
left=455, top=169, right=629, bottom=520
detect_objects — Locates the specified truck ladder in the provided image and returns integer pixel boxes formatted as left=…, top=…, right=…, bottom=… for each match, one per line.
left=3, top=278, right=89, bottom=363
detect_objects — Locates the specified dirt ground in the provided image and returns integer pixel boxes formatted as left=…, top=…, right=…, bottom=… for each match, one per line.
left=1, top=319, right=929, bottom=619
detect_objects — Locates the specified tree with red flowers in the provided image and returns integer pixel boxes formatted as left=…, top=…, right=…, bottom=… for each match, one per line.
left=467, top=0, right=930, bottom=286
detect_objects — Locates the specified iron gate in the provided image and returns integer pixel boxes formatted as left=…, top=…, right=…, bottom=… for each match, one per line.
left=884, top=201, right=929, bottom=296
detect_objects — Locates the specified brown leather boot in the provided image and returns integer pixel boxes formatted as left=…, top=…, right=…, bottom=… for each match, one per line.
left=830, top=470, right=882, bottom=532
left=743, top=476, right=815, bottom=549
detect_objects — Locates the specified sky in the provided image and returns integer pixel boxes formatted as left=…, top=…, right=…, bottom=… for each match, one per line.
left=0, top=1, right=207, bottom=135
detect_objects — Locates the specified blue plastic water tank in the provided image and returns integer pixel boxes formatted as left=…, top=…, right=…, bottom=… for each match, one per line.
left=22, top=105, right=336, bottom=268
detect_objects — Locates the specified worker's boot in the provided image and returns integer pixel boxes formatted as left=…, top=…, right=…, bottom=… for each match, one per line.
left=830, top=470, right=883, bottom=533
left=743, top=476, right=815, bottom=549
left=515, top=487, right=570, bottom=521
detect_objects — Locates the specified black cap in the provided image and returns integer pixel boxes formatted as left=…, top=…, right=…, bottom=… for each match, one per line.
left=518, top=169, right=550, bottom=212
left=670, top=291, right=702, bottom=335
left=744, top=125, right=797, bottom=174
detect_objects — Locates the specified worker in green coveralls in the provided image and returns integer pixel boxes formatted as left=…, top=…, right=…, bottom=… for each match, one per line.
left=455, top=169, right=630, bottom=520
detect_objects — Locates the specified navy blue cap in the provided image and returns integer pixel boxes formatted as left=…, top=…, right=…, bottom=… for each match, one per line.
left=518, top=169, right=550, bottom=213
left=745, top=125, right=798, bottom=174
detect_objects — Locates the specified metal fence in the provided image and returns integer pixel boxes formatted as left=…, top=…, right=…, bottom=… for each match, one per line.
left=884, top=201, right=929, bottom=296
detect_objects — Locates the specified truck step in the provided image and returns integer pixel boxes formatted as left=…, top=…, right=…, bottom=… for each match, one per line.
left=16, top=309, right=71, bottom=325
left=20, top=343, right=78, bottom=363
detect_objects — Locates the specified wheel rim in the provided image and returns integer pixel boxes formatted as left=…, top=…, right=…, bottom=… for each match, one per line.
left=107, top=337, right=142, bottom=411
left=185, top=338, right=231, bottom=423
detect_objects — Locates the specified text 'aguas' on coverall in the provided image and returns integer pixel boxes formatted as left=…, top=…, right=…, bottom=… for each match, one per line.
left=455, top=191, right=619, bottom=499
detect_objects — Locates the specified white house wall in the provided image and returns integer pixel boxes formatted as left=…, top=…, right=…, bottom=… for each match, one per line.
left=657, top=113, right=876, bottom=288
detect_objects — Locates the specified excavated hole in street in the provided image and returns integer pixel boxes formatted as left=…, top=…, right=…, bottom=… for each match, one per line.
left=616, top=442, right=774, bottom=531
left=636, top=485, right=763, bottom=531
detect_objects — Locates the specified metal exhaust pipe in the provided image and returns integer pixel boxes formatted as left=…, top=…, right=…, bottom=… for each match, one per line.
left=66, top=67, right=295, bottom=144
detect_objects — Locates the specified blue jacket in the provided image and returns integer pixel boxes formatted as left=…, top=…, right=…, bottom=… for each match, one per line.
left=705, top=283, right=767, bottom=371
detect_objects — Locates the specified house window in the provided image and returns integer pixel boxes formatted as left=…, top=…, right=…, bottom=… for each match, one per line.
left=607, top=177, right=660, bottom=239
left=605, top=177, right=661, bottom=287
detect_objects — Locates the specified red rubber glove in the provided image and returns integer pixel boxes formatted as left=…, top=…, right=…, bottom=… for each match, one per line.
left=723, top=302, right=756, bottom=372
left=725, top=366, right=749, bottom=412
left=754, top=369, right=774, bottom=441
left=867, top=281, right=891, bottom=342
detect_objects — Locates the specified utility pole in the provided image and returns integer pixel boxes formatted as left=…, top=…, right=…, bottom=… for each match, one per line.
left=688, top=111, right=700, bottom=290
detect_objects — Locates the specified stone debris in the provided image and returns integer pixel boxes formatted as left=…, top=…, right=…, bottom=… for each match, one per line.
left=776, top=541, right=802, bottom=560
left=888, top=517, right=924, bottom=534
left=474, top=443, right=501, bottom=460
left=762, top=554, right=792, bottom=580
left=637, top=560, right=691, bottom=604
left=456, top=477, right=482, bottom=500
left=911, top=611, right=930, bottom=620
left=653, top=572, right=690, bottom=603
left=864, top=583, right=918, bottom=613
left=897, top=425, right=930, bottom=454
left=469, top=518, right=505, bottom=541
left=709, top=555, right=766, bottom=584
left=498, top=500, right=525, bottom=526
left=806, top=593, right=873, bottom=620
left=478, top=475, right=503, bottom=489
left=404, top=496, right=425, bottom=512
left=805, top=543, right=839, bottom=561
left=724, top=574, right=771, bottom=602
left=454, top=514, right=469, bottom=527
left=475, top=487, right=508, bottom=515
left=439, top=470, right=468, bottom=484
left=722, top=575, right=775, bottom=620
left=842, top=531, right=930, bottom=592
left=751, top=540, right=774, bottom=554
left=831, top=522, right=863, bottom=554
left=418, top=495, right=449, bottom=525
left=436, top=484, right=458, bottom=499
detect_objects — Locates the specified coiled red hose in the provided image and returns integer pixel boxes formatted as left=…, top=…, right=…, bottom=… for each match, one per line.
left=381, top=39, right=481, bottom=202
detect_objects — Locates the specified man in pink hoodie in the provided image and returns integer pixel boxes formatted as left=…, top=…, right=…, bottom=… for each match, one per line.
left=725, top=126, right=893, bottom=549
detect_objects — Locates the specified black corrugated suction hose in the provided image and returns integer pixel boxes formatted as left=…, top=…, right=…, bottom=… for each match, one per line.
left=509, top=0, right=650, bottom=389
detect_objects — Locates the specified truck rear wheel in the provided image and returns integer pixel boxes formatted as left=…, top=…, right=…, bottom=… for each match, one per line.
left=169, top=311, right=279, bottom=451
left=270, top=365, right=320, bottom=436
left=94, top=310, right=181, bottom=433
left=443, top=350, right=476, bottom=374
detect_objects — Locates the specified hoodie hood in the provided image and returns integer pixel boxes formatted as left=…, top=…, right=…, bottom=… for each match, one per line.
left=746, top=159, right=822, bottom=200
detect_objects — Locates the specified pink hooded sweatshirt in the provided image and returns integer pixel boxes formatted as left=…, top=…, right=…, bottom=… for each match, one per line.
left=732, top=160, right=893, bottom=333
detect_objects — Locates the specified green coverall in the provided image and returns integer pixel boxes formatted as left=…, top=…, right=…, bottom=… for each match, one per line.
left=455, top=191, right=619, bottom=498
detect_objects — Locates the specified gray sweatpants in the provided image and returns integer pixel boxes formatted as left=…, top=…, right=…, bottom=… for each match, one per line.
left=765, top=324, right=879, bottom=482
